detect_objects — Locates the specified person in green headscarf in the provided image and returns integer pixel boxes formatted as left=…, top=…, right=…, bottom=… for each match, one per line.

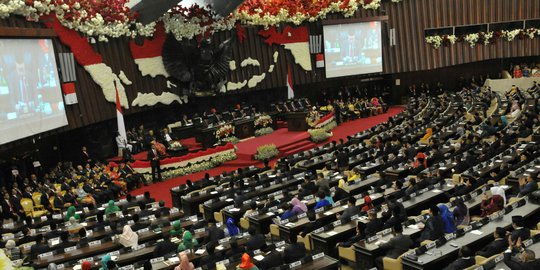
left=177, top=231, right=198, bottom=252
left=105, top=200, right=120, bottom=215
left=99, top=254, right=111, bottom=270
left=170, top=220, right=184, bottom=237
left=64, top=206, right=80, bottom=222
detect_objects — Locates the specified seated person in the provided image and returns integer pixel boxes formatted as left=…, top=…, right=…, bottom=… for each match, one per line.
left=365, top=210, right=383, bottom=237
left=375, top=224, right=413, bottom=269
left=510, top=215, right=530, bottom=244
left=246, top=227, right=266, bottom=251
left=283, top=233, right=306, bottom=263
left=236, top=253, right=259, bottom=270
left=202, top=220, right=225, bottom=245
left=442, top=246, right=475, bottom=270
left=480, top=187, right=506, bottom=217
left=300, top=211, right=321, bottom=237
left=337, top=196, right=360, bottom=222
left=518, top=174, right=538, bottom=197
left=177, top=231, right=198, bottom=252
left=119, top=225, right=138, bottom=249
left=199, top=241, right=223, bottom=267
left=452, top=197, right=470, bottom=227
left=337, top=221, right=365, bottom=247
left=504, top=239, right=540, bottom=269
left=419, top=205, right=445, bottom=242
left=314, top=191, right=330, bottom=209
left=476, top=227, right=507, bottom=258
left=439, top=204, right=456, bottom=233
left=153, top=233, right=177, bottom=257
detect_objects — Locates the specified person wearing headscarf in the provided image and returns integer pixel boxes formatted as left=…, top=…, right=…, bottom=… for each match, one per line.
left=452, top=197, right=470, bottom=226
left=438, top=204, right=456, bottom=233
left=170, top=220, right=184, bottom=237
left=361, top=195, right=374, bottom=212
left=226, top=218, right=239, bottom=236
left=480, top=186, right=506, bottom=217
left=4, top=240, right=20, bottom=260
left=105, top=200, right=120, bottom=216
left=236, top=253, right=260, bottom=270
left=413, top=152, right=427, bottom=168
left=81, top=260, right=92, bottom=270
left=119, top=225, right=138, bottom=248
left=421, top=128, right=433, bottom=143
left=174, top=252, right=194, bottom=270
left=290, top=197, right=307, bottom=214
left=64, top=205, right=80, bottom=221
left=99, top=254, right=112, bottom=270
left=177, top=231, right=198, bottom=252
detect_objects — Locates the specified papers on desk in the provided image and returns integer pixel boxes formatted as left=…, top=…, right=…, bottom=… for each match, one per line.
left=98, top=207, right=105, bottom=211
left=195, top=249, right=206, bottom=255
left=342, top=205, right=349, bottom=209
left=374, top=240, right=387, bottom=246
left=470, top=230, right=483, bottom=235
left=324, top=211, right=334, bottom=216
left=500, top=185, right=509, bottom=189
left=210, top=191, right=218, bottom=194
left=216, top=245, right=224, bottom=250
left=254, top=255, right=265, bottom=261
left=229, top=208, right=240, bottom=212
left=432, top=189, right=442, bottom=193
left=408, top=225, right=419, bottom=230
left=527, top=169, right=535, bottom=172
left=267, top=212, right=275, bottom=216
left=285, top=223, right=296, bottom=227
left=226, top=198, right=233, bottom=202
left=168, top=257, right=180, bottom=263
left=327, top=231, right=337, bottom=236
left=439, top=167, right=447, bottom=170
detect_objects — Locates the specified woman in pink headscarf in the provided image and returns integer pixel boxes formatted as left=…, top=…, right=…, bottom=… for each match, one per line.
left=291, top=197, right=307, bottom=214
left=174, top=252, right=194, bottom=270
left=371, top=97, right=383, bottom=114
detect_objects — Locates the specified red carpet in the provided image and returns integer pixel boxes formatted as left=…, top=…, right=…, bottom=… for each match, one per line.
left=130, top=106, right=404, bottom=206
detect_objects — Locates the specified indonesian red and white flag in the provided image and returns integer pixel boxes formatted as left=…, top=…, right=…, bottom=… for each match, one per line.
left=115, top=81, right=127, bottom=141
left=287, top=65, right=294, bottom=99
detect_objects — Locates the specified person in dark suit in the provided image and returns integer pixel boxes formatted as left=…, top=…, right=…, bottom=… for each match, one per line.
left=337, top=150, right=349, bottom=171
left=375, top=224, right=413, bottom=269
left=30, top=234, right=49, bottom=259
left=442, top=246, right=475, bottom=270
left=147, top=144, right=162, bottom=183
left=419, top=205, right=445, bottom=242
left=130, top=214, right=150, bottom=232
left=300, top=212, right=320, bottom=237
left=476, top=227, right=507, bottom=258
left=53, top=231, right=75, bottom=251
left=199, top=241, right=223, bottom=267
left=246, top=227, right=266, bottom=251
left=225, top=238, right=245, bottom=258
left=518, top=174, right=538, bottom=198
left=45, top=222, right=63, bottom=240
left=301, top=176, right=317, bottom=195
left=81, top=146, right=92, bottom=166
left=259, top=250, right=284, bottom=270
left=283, top=233, right=306, bottom=263
left=337, top=196, right=360, bottom=223
left=153, top=233, right=177, bottom=257
left=122, top=194, right=138, bottom=212
left=77, top=227, right=93, bottom=247
left=338, top=221, right=365, bottom=247
left=511, top=215, right=531, bottom=244
left=202, top=220, right=225, bottom=245
left=365, top=210, right=384, bottom=237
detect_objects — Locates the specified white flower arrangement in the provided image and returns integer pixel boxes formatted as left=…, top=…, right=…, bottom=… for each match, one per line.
left=425, top=35, right=443, bottom=49
left=168, top=141, right=183, bottom=150
left=501, top=29, right=522, bottom=41
left=483, top=31, right=494, bottom=45
left=464, top=33, right=479, bottom=47
left=526, top=28, right=540, bottom=39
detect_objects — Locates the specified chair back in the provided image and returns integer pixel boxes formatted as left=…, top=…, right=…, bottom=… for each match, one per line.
left=32, top=192, right=42, bottom=206
left=20, top=198, right=34, bottom=215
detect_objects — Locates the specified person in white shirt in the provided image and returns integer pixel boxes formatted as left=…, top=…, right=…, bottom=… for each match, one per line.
left=116, top=132, right=133, bottom=153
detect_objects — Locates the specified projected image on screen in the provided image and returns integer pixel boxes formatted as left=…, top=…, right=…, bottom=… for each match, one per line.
left=323, top=21, right=383, bottom=78
left=0, top=39, right=67, bottom=144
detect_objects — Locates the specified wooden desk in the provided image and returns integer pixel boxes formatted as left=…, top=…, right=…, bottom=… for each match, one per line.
left=283, top=112, right=309, bottom=131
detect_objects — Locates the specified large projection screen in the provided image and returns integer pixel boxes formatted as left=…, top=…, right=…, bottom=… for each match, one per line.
left=0, top=39, right=68, bottom=144
left=323, top=21, right=383, bottom=78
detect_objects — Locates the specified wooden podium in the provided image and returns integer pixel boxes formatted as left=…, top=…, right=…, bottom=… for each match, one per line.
left=284, top=112, right=309, bottom=131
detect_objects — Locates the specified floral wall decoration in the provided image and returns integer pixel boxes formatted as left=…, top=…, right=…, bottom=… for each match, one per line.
left=259, top=26, right=311, bottom=71
left=131, top=92, right=188, bottom=107
left=129, top=23, right=169, bottom=78
left=41, top=14, right=130, bottom=108
left=425, top=28, right=540, bottom=49
left=225, top=51, right=279, bottom=91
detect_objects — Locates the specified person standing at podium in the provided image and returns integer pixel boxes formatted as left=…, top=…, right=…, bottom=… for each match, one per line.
left=147, top=144, right=162, bottom=183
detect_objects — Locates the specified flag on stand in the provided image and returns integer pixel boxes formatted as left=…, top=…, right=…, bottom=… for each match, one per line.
left=115, top=81, right=127, bottom=141
left=287, top=65, right=294, bottom=99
